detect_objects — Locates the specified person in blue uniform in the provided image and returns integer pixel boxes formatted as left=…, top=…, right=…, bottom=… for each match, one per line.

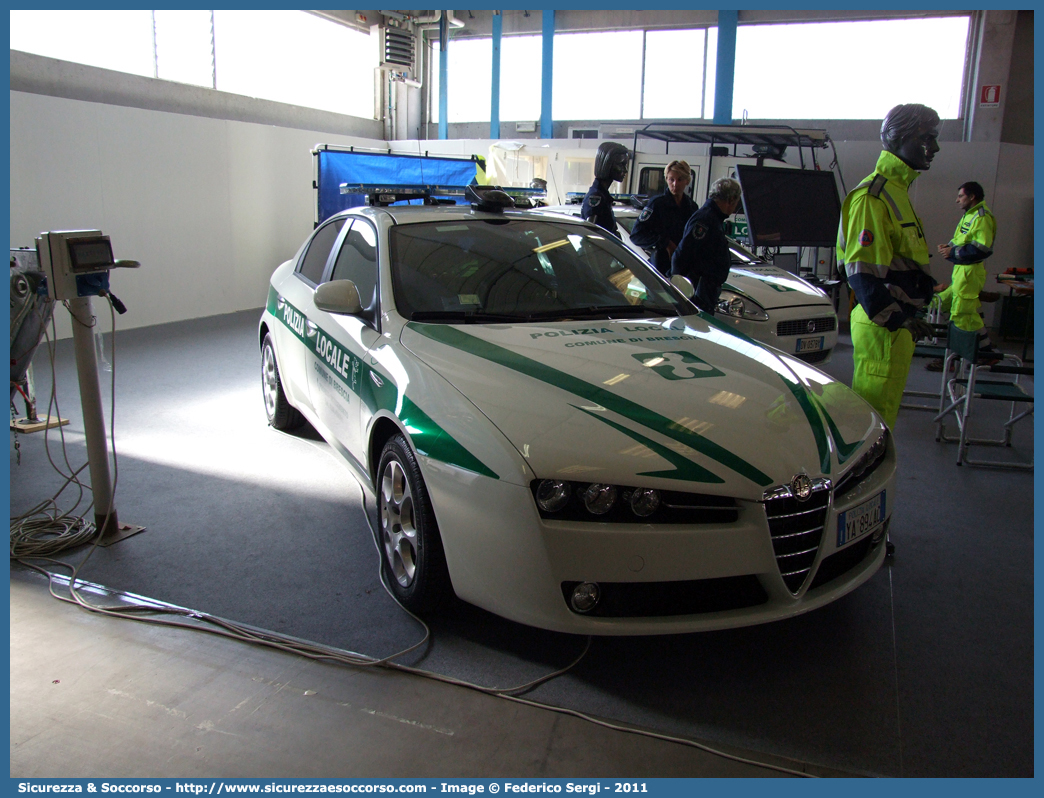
left=629, top=160, right=698, bottom=275
left=670, top=177, right=743, bottom=313
left=581, top=142, right=630, bottom=235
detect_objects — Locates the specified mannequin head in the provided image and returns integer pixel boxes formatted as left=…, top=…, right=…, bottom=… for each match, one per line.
left=881, top=104, right=941, bottom=170
left=594, top=141, right=630, bottom=182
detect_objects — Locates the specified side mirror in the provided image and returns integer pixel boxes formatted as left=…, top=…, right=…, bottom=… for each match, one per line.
left=314, top=279, right=363, bottom=315
left=671, top=274, right=695, bottom=299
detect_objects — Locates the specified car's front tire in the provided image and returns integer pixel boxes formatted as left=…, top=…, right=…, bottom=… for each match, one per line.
left=377, top=434, right=452, bottom=612
left=261, top=333, right=303, bottom=431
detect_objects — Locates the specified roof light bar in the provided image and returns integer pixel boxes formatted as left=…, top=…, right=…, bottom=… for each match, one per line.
left=339, top=182, right=546, bottom=208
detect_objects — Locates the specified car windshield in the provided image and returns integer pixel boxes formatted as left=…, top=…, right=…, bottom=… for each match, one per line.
left=616, top=216, right=636, bottom=234
left=389, top=218, right=687, bottom=322
left=730, top=242, right=761, bottom=265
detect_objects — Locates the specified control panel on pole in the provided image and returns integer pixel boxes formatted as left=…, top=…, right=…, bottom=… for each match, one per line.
left=36, top=229, right=138, bottom=305
left=32, top=229, right=144, bottom=545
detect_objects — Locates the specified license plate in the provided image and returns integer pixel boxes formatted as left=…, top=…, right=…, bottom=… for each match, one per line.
left=796, top=336, right=824, bottom=353
left=836, top=491, right=886, bottom=548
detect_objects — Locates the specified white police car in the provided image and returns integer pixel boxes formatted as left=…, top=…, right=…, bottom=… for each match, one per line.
left=260, top=185, right=893, bottom=634
left=539, top=204, right=839, bottom=365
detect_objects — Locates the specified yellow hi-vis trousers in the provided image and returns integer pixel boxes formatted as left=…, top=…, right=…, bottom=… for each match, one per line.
left=937, top=262, right=987, bottom=332
left=850, top=304, right=915, bottom=429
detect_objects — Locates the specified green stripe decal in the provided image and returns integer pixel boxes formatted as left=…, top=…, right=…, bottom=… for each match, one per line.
left=410, top=323, right=772, bottom=487
left=269, top=290, right=497, bottom=479
left=397, top=396, right=498, bottom=479
left=700, top=312, right=834, bottom=476
left=809, top=395, right=863, bottom=464
left=573, top=406, right=724, bottom=483
left=777, top=374, right=832, bottom=475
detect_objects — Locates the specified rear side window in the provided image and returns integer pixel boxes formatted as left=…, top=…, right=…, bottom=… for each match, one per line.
left=297, top=218, right=345, bottom=284
left=638, top=167, right=665, bottom=196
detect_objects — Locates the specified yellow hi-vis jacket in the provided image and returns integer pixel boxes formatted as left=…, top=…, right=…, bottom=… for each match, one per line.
left=837, top=150, right=935, bottom=331
left=936, top=201, right=996, bottom=331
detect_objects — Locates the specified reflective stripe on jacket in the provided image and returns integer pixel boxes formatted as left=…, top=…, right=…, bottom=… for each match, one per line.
left=837, top=150, right=935, bottom=331
left=947, top=201, right=996, bottom=266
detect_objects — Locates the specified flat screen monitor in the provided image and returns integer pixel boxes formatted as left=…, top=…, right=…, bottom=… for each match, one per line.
left=735, top=165, right=841, bottom=248
left=772, top=252, right=799, bottom=275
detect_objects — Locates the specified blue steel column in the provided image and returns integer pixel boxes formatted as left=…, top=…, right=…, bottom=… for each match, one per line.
left=438, top=14, right=449, bottom=139
left=540, top=10, right=554, bottom=138
left=491, top=11, right=502, bottom=139
left=713, top=10, right=737, bottom=125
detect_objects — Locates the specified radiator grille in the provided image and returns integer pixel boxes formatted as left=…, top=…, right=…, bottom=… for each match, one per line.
left=765, top=490, right=830, bottom=594
left=808, top=533, right=878, bottom=591
left=777, top=316, right=837, bottom=337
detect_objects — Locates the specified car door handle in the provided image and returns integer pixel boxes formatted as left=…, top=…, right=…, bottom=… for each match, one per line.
left=305, top=320, right=318, bottom=335
left=370, top=372, right=384, bottom=387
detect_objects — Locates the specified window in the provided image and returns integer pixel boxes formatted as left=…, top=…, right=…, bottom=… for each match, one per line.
left=11, top=10, right=154, bottom=77
left=10, top=10, right=376, bottom=120
left=553, top=31, right=643, bottom=120
left=732, top=17, right=970, bottom=120
left=431, top=35, right=542, bottom=124
left=444, top=37, right=492, bottom=123
left=298, top=219, right=346, bottom=285
left=501, top=36, right=543, bottom=122
left=154, top=10, right=214, bottom=88
left=214, top=11, right=375, bottom=119
left=389, top=219, right=681, bottom=320
left=330, top=222, right=379, bottom=325
left=642, top=29, right=706, bottom=119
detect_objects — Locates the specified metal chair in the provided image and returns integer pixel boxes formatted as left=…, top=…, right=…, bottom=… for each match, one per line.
left=933, top=322, right=1033, bottom=469
left=901, top=313, right=951, bottom=411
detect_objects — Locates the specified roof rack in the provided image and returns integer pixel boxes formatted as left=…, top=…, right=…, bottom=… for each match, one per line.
left=627, top=122, right=832, bottom=197
left=339, top=182, right=546, bottom=208
left=564, top=192, right=645, bottom=208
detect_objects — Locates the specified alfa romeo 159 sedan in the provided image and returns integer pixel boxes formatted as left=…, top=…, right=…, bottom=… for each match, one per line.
left=259, top=186, right=893, bottom=635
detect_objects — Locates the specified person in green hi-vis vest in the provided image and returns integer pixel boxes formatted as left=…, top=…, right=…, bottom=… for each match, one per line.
left=837, top=103, right=940, bottom=428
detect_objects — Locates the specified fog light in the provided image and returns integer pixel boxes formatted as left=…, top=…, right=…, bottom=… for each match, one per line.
left=570, top=582, right=600, bottom=613
left=582, top=483, right=617, bottom=515
left=630, top=487, right=661, bottom=517
left=536, top=479, right=571, bottom=512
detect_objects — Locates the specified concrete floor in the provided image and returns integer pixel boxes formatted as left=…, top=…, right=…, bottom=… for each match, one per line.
left=10, top=567, right=829, bottom=778
left=9, top=312, right=1033, bottom=778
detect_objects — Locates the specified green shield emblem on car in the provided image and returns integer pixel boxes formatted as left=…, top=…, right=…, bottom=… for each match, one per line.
left=632, top=351, right=725, bottom=380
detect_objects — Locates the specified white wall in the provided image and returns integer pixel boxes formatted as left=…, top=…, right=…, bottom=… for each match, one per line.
left=988, top=144, right=1034, bottom=327
left=10, top=90, right=386, bottom=338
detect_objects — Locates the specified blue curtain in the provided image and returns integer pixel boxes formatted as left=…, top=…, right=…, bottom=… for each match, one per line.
left=316, top=150, right=479, bottom=222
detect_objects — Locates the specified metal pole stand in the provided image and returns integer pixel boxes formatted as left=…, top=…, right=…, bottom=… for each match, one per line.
left=68, top=296, right=144, bottom=547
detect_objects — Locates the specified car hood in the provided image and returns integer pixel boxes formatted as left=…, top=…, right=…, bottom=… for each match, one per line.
left=400, top=316, right=878, bottom=501
left=723, top=266, right=831, bottom=310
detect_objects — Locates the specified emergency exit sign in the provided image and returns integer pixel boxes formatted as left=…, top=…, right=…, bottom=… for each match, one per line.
left=980, top=85, right=1001, bottom=107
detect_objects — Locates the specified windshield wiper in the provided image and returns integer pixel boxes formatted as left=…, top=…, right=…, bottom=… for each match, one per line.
left=550, top=305, right=676, bottom=320
left=409, top=310, right=533, bottom=324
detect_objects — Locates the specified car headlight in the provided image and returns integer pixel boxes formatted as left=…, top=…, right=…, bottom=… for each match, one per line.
left=530, top=480, right=739, bottom=524
left=835, top=428, right=889, bottom=496
left=716, top=290, right=769, bottom=321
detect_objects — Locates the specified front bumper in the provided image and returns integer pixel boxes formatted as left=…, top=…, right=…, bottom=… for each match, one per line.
left=717, top=305, right=839, bottom=365
left=419, top=447, right=895, bottom=635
